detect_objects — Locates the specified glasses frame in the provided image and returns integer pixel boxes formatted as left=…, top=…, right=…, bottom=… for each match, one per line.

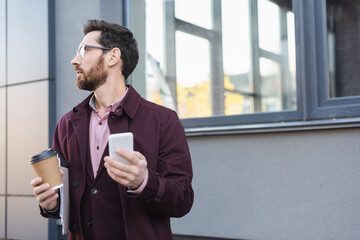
left=76, top=44, right=112, bottom=59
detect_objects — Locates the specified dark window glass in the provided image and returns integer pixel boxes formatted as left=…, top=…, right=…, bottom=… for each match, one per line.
left=327, top=0, right=360, bottom=98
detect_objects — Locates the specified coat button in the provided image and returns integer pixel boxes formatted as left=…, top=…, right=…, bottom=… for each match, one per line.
left=73, top=223, right=79, bottom=230
left=73, top=181, right=80, bottom=188
left=91, top=187, right=98, bottom=195
left=87, top=220, right=93, bottom=226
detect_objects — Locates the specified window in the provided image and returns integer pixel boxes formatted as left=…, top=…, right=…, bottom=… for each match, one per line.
left=142, top=0, right=296, bottom=123
left=130, top=0, right=360, bottom=132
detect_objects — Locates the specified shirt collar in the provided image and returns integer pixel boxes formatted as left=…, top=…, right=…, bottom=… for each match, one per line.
left=89, top=87, right=129, bottom=112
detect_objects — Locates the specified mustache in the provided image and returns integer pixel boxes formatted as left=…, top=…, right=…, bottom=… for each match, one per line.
left=75, top=67, right=84, bottom=72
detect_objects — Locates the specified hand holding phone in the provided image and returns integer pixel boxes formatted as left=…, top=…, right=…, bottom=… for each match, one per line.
left=108, top=132, right=133, bottom=165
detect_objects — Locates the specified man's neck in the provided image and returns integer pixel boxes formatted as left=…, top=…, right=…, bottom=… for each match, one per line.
left=93, top=82, right=127, bottom=116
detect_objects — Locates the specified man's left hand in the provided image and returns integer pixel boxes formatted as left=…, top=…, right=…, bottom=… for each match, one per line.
left=104, top=149, right=147, bottom=189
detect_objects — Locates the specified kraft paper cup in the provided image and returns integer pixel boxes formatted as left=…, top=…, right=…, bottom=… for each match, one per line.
left=29, top=148, right=63, bottom=189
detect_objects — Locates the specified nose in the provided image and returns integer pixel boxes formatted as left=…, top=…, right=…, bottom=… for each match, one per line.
left=71, top=53, right=81, bottom=66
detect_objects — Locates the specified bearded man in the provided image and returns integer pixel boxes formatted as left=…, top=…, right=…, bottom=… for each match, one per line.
left=31, top=19, right=194, bottom=240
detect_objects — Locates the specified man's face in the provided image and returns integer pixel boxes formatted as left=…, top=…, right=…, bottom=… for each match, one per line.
left=75, top=55, right=107, bottom=91
left=71, top=31, right=108, bottom=91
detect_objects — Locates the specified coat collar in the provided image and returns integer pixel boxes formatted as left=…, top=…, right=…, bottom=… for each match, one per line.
left=71, top=84, right=141, bottom=119
left=115, top=85, right=141, bottom=119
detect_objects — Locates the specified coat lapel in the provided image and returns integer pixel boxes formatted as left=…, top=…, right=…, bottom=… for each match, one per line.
left=69, top=95, right=93, bottom=181
left=107, top=105, right=131, bottom=226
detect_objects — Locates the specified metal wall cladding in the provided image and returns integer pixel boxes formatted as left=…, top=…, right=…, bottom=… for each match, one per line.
left=7, top=0, right=49, bottom=85
left=7, top=81, right=49, bottom=195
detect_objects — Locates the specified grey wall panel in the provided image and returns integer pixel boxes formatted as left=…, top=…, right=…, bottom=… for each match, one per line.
left=7, top=81, right=49, bottom=195
left=0, top=0, right=5, bottom=87
left=55, top=0, right=101, bottom=121
left=7, top=196, right=47, bottom=240
left=54, top=0, right=126, bottom=121
left=0, top=196, right=4, bottom=239
left=7, top=0, right=48, bottom=85
left=171, top=128, right=360, bottom=240
left=99, top=0, right=123, bottom=24
left=0, top=88, right=5, bottom=195
left=129, top=0, right=146, bottom=97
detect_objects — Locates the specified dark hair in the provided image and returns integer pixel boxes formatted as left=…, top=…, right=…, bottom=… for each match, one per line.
left=82, top=19, right=139, bottom=79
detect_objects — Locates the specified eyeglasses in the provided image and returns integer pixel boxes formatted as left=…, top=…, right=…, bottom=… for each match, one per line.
left=75, top=44, right=112, bottom=59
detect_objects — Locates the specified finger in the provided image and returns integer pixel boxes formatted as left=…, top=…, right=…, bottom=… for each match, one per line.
left=133, top=151, right=145, bottom=160
left=116, top=149, right=139, bottom=165
left=39, top=191, right=59, bottom=210
left=30, top=177, right=43, bottom=187
left=106, top=167, right=132, bottom=186
left=106, top=160, right=133, bottom=178
left=37, top=188, right=57, bottom=203
left=43, top=193, right=59, bottom=209
left=105, top=156, right=132, bottom=174
left=106, top=152, right=146, bottom=178
left=133, top=151, right=147, bottom=169
left=33, top=183, right=49, bottom=196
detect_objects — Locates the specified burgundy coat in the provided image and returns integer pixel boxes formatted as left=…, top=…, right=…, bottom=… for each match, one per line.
left=45, top=85, right=194, bottom=240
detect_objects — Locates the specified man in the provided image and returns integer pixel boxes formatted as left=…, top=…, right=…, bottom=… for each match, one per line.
left=31, top=19, right=194, bottom=240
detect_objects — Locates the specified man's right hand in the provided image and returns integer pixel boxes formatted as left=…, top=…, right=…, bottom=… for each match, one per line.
left=30, top=177, right=59, bottom=211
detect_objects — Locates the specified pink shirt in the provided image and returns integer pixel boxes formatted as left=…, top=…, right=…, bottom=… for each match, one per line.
left=89, top=89, right=148, bottom=193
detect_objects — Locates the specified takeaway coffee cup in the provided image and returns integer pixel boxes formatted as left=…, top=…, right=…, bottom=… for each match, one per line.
left=29, top=148, right=63, bottom=189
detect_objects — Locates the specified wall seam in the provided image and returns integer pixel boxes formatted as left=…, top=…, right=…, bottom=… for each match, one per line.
left=4, top=0, right=8, bottom=238
left=0, top=78, right=55, bottom=89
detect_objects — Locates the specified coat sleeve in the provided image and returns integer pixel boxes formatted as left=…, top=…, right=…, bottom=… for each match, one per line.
left=128, top=111, right=194, bottom=217
left=52, top=117, right=69, bottom=164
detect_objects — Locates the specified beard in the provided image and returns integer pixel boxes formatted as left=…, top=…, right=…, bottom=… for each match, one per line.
left=75, top=56, right=107, bottom=91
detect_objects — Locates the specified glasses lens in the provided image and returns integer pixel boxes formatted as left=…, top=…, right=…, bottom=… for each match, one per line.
left=79, top=45, right=86, bottom=59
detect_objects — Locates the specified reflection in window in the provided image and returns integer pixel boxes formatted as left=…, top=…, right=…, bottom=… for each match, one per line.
left=144, top=0, right=296, bottom=119
left=327, top=0, right=360, bottom=98
left=175, top=0, right=212, bottom=30
left=176, top=32, right=211, bottom=118
left=260, top=58, right=281, bottom=112
left=259, top=0, right=281, bottom=54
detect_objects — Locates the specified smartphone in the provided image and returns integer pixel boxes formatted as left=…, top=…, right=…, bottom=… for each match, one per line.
left=108, top=132, right=133, bottom=165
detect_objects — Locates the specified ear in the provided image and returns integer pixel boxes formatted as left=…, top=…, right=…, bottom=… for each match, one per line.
left=107, top=47, right=121, bottom=67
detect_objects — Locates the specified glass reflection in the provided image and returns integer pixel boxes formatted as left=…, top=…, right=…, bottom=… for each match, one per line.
left=176, top=32, right=211, bottom=118
left=144, top=0, right=296, bottom=119
left=327, top=0, right=360, bottom=98
left=258, top=0, right=281, bottom=54
left=175, top=0, right=212, bottom=30
left=260, top=57, right=281, bottom=112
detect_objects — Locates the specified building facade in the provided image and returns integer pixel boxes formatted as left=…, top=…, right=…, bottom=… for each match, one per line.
left=1, top=0, right=360, bottom=239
